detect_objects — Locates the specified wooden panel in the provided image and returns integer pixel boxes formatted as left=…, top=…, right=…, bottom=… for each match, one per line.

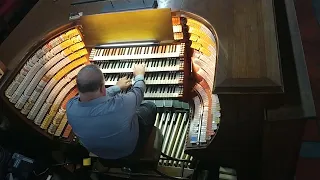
left=177, top=0, right=283, bottom=93
left=0, top=0, right=72, bottom=70
left=266, top=0, right=316, bottom=121
left=71, top=0, right=157, bottom=13
left=0, top=61, right=5, bottom=80
left=262, top=119, right=306, bottom=180
left=185, top=95, right=264, bottom=179
left=78, top=8, right=174, bottom=46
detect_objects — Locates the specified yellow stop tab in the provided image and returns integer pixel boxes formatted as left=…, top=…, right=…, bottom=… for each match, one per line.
left=189, top=34, right=199, bottom=42
left=83, top=158, right=91, bottom=166
left=200, top=47, right=212, bottom=57
left=191, top=42, right=201, bottom=50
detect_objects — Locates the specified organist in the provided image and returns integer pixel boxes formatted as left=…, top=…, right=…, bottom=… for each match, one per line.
left=66, top=64, right=157, bottom=159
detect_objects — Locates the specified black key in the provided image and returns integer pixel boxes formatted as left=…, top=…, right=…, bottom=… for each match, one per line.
left=144, top=47, right=147, bottom=54
left=139, top=47, right=143, bottom=54
left=130, top=48, right=134, bottom=55
left=102, top=49, right=107, bottom=56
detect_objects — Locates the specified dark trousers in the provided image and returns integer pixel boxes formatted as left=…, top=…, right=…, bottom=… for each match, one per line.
left=132, top=101, right=157, bottom=156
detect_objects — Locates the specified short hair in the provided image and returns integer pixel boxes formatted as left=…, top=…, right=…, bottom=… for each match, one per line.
left=76, top=64, right=104, bottom=93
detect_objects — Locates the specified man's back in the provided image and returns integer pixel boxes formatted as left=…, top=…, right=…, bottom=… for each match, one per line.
left=67, top=94, right=139, bottom=159
left=66, top=64, right=149, bottom=159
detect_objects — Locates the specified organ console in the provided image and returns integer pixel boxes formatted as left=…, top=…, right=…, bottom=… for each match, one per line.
left=0, top=6, right=220, bottom=171
left=0, top=0, right=316, bottom=179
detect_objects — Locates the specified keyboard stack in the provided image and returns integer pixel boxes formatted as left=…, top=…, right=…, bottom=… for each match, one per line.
left=90, top=43, right=186, bottom=99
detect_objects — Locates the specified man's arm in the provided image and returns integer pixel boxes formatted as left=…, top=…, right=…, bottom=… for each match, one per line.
left=122, top=75, right=145, bottom=107
left=121, top=64, right=146, bottom=109
left=106, top=85, right=121, bottom=97
left=106, top=76, right=132, bottom=97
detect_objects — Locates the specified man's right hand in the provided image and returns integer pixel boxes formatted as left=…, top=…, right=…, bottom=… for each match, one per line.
left=116, top=76, right=132, bottom=90
left=133, top=64, right=146, bottom=76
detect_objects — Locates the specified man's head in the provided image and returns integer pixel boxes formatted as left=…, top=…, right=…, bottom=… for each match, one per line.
left=76, top=64, right=106, bottom=101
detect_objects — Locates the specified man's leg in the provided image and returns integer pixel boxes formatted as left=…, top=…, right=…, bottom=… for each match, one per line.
left=137, top=101, right=157, bottom=127
left=136, top=101, right=157, bottom=148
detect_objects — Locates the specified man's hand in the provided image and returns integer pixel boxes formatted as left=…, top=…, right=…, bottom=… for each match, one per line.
left=116, top=76, right=132, bottom=90
left=133, top=64, right=146, bottom=76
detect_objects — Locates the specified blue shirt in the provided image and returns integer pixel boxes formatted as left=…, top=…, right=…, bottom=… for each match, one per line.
left=66, top=75, right=145, bottom=159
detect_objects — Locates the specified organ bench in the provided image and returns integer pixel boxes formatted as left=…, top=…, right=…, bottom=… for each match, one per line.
left=89, top=126, right=165, bottom=177
left=0, top=0, right=316, bottom=180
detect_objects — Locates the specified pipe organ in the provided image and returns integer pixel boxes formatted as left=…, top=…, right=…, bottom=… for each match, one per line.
left=0, top=8, right=221, bottom=169
left=0, top=0, right=316, bottom=178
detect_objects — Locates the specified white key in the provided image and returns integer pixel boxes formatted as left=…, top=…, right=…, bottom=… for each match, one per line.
left=92, top=44, right=184, bottom=61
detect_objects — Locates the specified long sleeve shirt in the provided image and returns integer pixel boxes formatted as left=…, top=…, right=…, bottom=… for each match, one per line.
left=66, top=75, right=145, bottom=159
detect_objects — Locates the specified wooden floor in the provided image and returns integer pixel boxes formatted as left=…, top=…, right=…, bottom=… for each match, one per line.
left=295, top=0, right=320, bottom=179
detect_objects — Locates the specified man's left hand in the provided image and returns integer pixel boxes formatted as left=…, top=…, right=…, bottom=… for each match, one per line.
left=116, top=76, right=132, bottom=90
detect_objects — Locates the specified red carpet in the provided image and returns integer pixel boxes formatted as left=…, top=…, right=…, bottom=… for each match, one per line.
left=295, top=0, right=320, bottom=179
